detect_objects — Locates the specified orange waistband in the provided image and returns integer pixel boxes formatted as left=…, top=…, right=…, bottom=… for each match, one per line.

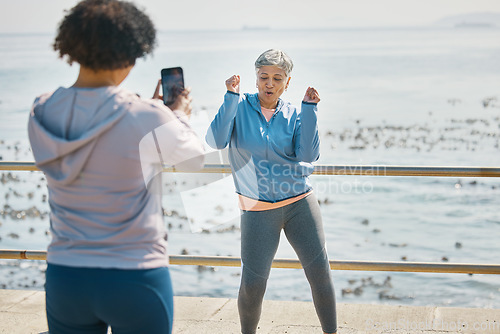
left=238, top=191, right=313, bottom=211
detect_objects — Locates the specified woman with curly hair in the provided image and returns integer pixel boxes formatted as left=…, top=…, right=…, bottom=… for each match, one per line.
left=28, top=0, right=204, bottom=333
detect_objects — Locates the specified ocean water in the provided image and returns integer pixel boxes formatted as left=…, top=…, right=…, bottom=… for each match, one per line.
left=0, top=27, right=499, bottom=309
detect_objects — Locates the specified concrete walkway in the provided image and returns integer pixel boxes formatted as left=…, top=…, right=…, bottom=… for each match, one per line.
left=0, top=289, right=498, bottom=333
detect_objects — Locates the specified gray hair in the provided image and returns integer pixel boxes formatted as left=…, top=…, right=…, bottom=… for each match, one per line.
left=255, top=49, right=293, bottom=77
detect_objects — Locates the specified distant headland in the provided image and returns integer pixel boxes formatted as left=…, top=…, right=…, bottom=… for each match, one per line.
left=435, top=12, right=500, bottom=28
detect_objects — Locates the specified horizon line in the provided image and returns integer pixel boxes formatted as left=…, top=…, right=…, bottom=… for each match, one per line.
left=2, top=23, right=499, bottom=36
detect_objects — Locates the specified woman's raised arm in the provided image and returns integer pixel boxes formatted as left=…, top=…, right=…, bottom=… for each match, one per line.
left=295, top=86, right=321, bottom=162
left=205, top=75, right=241, bottom=149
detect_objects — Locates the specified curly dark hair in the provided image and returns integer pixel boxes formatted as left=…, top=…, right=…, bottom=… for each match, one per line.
left=53, top=0, right=156, bottom=70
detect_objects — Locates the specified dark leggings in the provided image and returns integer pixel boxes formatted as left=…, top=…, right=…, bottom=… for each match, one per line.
left=45, top=264, right=174, bottom=334
left=238, top=193, right=337, bottom=334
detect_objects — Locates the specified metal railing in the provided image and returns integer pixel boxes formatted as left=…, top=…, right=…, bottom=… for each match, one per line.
left=0, top=250, right=499, bottom=274
left=1, top=161, right=499, bottom=275
left=2, top=161, right=500, bottom=177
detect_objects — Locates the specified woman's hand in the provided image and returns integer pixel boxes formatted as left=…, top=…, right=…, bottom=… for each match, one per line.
left=303, top=87, right=320, bottom=104
left=153, top=79, right=193, bottom=117
left=225, top=75, right=240, bottom=93
left=153, top=79, right=163, bottom=100
left=169, top=87, right=193, bottom=117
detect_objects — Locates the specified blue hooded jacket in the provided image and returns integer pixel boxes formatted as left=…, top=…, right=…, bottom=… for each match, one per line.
left=206, top=91, right=320, bottom=202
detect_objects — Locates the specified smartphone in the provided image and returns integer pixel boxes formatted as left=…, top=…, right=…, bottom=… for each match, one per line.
left=161, top=67, right=184, bottom=106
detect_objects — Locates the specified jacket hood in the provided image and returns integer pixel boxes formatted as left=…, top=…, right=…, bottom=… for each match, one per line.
left=245, top=93, right=284, bottom=112
left=28, top=86, right=128, bottom=185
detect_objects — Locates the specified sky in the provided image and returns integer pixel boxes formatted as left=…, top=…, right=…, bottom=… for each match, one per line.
left=1, top=0, right=500, bottom=33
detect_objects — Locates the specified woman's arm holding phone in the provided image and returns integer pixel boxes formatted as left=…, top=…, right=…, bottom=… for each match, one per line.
left=152, top=80, right=204, bottom=171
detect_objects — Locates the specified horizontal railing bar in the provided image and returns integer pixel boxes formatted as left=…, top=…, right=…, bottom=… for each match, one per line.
left=1, top=250, right=499, bottom=274
left=1, top=162, right=500, bottom=177
left=0, top=162, right=39, bottom=171
left=311, top=165, right=500, bottom=177
left=0, top=250, right=47, bottom=261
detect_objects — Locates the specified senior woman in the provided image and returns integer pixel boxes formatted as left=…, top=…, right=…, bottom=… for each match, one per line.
left=206, top=49, right=337, bottom=334
left=27, top=0, right=204, bottom=333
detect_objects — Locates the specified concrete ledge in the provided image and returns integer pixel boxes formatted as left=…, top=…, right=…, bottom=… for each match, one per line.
left=0, top=289, right=498, bottom=333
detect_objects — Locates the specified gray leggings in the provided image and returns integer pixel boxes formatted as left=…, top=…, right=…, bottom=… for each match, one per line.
left=238, top=193, right=337, bottom=334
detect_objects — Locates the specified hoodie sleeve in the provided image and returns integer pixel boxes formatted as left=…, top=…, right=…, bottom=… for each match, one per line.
left=205, top=91, right=240, bottom=149
left=152, top=109, right=205, bottom=172
left=294, top=102, right=320, bottom=163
